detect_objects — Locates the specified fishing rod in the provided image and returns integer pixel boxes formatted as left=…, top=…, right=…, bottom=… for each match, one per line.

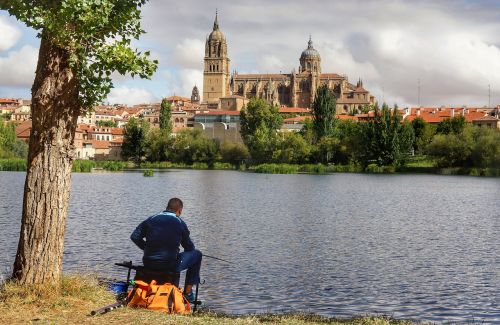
left=203, top=254, right=232, bottom=264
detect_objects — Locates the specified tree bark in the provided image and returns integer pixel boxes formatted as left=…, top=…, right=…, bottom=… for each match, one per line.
left=12, top=33, right=80, bottom=284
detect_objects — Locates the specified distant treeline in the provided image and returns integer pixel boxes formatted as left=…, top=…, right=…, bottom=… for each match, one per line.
left=121, top=91, right=500, bottom=173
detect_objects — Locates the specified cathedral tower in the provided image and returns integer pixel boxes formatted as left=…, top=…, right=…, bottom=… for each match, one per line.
left=203, top=11, right=230, bottom=103
left=299, top=36, right=322, bottom=105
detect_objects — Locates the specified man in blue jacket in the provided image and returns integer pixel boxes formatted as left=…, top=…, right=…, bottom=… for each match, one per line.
left=131, top=198, right=202, bottom=302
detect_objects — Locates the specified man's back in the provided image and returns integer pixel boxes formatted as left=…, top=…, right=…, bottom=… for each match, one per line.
left=131, top=210, right=194, bottom=270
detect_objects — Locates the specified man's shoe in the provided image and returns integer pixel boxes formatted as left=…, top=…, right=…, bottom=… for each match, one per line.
left=183, top=291, right=195, bottom=303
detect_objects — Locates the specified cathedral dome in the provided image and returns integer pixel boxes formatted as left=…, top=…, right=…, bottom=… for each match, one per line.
left=209, top=29, right=224, bottom=41
left=300, top=37, right=320, bottom=60
left=208, top=11, right=225, bottom=41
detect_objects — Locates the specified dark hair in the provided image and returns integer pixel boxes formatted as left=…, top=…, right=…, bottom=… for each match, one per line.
left=167, top=198, right=183, bottom=211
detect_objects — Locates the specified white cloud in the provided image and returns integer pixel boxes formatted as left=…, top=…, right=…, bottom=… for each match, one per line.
left=4, top=1, right=500, bottom=106
left=0, top=45, right=38, bottom=87
left=321, top=43, right=381, bottom=82
left=172, top=38, right=204, bottom=70
left=162, top=68, right=202, bottom=97
left=107, top=86, right=158, bottom=105
left=258, top=55, right=286, bottom=73
left=0, top=17, right=21, bottom=51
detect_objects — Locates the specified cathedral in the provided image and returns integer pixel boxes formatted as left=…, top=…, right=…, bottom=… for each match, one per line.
left=202, top=13, right=376, bottom=114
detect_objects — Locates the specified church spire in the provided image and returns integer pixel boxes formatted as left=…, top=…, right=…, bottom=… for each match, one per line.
left=213, top=9, right=219, bottom=30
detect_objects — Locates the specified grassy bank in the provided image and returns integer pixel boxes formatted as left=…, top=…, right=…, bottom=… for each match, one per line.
left=139, top=161, right=235, bottom=170
left=0, top=159, right=133, bottom=173
left=0, top=158, right=26, bottom=171
left=249, top=162, right=500, bottom=176
left=0, top=275, right=416, bottom=325
left=2, top=158, right=498, bottom=176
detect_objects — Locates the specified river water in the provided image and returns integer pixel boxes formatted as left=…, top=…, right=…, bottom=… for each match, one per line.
left=0, top=170, right=499, bottom=323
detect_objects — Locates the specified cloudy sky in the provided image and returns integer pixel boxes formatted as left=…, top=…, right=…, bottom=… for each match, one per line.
left=1, top=0, right=499, bottom=107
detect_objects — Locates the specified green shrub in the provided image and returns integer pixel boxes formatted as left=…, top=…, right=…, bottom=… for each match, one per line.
left=365, top=164, right=383, bottom=173
left=299, top=164, right=327, bottom=174
left=251, top=163, right=299, bottom=174
left=213, top=162, right=234, bottom=170
left=191, top=162, right=209, bottom=169
left=0, top=158, right=27, bottom=171
left=96, top=161, right=127, bottom=171
left=327, top=164, right=363, bottom=173
left=72, top=160, right=95, bottom=172
left=220, top=142, right=249, bottom=166
left=143, top=169, right=154, bottom=177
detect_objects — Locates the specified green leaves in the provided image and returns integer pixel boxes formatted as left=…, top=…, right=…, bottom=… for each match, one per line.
left=311, top=85, right=337, bottom=141
left=240, top=98, right=283, bottom=163
left=1, top=0, right=157, bottom=109
left=159, top=99, right=173, bottom=133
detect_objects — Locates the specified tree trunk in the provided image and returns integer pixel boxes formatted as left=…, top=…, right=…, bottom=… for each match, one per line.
left=12, top=33, right=80, bottom=284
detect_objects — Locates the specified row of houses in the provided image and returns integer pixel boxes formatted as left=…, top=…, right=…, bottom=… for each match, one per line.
left=5, top=93, right=500, bottom=162
left=15, top=120, right=125, bottom=160
left=282, top=106, right=500, bottom=129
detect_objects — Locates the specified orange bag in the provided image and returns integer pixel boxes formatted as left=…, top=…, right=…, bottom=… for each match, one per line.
left=127, top=280, right=190, bottom=314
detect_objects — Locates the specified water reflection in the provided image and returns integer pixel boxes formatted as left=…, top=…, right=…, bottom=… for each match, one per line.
left=0, top=171, right=499, bottom=323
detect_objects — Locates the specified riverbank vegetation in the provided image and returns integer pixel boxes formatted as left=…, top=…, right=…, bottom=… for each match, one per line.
left=2, top=99, right=498, bottom=177
left=0, top=275, right=416, bottom=325
left=117, top=89, right=498, bottom=176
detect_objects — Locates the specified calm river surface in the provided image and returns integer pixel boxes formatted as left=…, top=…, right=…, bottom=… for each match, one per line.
left=0, top=170, right=499, bottom=323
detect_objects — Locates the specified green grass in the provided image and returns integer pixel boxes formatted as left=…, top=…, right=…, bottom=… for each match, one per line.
left=1, top=157, right=498, bottom=177
left=0, top=158, right=27, bottom=171
left=95, top=160, right=129, bottom=171
left=0, top=275, right=419, bottom=325
left=73, top=160, right=96, bottom=172
left=249, top=163, right=365, bottom=175
left=139, top=161, right=237, bottom=170
left=404, top=156, right=435, bottom=168
left=250, top=163, right=300, bottom=174
left=143, top=169, right=154, bottom=177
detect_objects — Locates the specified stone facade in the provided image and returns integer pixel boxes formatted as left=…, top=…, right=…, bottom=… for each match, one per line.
left=202, top=14, right=376, bottom=114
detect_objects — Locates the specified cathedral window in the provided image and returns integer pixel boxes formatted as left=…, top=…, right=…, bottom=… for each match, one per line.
left=300, top=80, right=310, bottom=91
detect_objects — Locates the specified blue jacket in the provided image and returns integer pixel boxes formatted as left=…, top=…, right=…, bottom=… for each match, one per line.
left=131, top=210, right=195, bottom=269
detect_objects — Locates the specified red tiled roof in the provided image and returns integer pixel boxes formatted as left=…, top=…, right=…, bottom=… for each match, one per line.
left=472, top=115, right=499, bottom=121
left=92, top=140, right=110, bottom=149
left=279, top=107, right=310, bottom=113
left=111, top=127, right=124, bottom=135
left=15, top=120, right=32, bottom=138
left=0, top=98, right=19, bottom=104
left=464, top=112, right=487, bottom=122
left=336, top=115, right=359, bottom=121
left=352, top=87, right=369, bottom=93
left=283, top=116, right=311, bottom=123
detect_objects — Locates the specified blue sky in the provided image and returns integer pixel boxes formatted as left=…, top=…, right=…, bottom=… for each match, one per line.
left=1, top=0, right=500, bottom=107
